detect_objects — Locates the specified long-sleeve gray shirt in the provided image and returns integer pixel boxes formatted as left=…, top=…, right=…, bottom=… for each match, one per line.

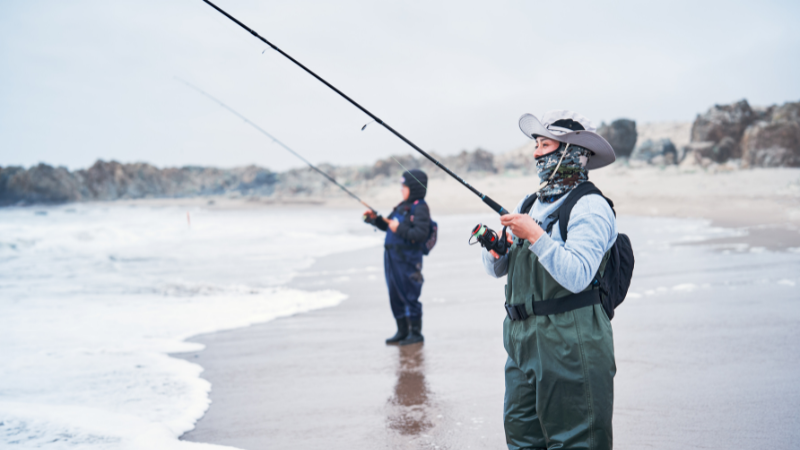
left=481, top=190, right=617, bottom=293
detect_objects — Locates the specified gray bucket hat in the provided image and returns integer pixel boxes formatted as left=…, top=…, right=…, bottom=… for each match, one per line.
left=519, top=110, right=616, bottom=170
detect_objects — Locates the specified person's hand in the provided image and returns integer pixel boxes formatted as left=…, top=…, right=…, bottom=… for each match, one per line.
left=489, top=232, right=514, bottom=259
left=387, top=218, right=400, bottom=232
left=363, top=210, right=377, bottom=224
left=499, top=213, right=544, bottom=244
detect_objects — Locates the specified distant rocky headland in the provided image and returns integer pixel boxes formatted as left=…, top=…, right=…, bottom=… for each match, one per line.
left=2, top=99, right=798, bottom=206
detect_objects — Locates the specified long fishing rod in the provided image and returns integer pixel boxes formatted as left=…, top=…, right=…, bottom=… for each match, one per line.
left=176, top=78, right=379, bottom=214
left=199, top=0, right=510, bottom=216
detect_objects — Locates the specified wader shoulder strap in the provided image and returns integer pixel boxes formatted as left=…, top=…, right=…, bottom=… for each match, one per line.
left=558, top=182, right=615, bottom=241
left=520, top=194, right=538, bottom=215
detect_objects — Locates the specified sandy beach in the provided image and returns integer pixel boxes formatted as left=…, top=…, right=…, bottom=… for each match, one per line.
left=137, top=165, right=800, bottom=249
left=4, top=2, right=799, bottom=447
left=170, top=167, right=800, bottom=449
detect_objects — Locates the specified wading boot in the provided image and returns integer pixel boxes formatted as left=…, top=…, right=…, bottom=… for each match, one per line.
left=399, top=318, right=424, bottom=346
left=385, top=317, right=409, bottom=345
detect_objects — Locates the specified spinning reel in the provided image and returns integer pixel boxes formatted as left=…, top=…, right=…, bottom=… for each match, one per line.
left=469, top=223, right=511, bottom=256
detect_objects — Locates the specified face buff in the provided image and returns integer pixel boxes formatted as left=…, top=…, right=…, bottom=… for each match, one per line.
left=535, top=142, right=592, bottom=202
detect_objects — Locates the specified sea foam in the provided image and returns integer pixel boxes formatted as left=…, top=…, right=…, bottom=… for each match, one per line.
left=0, top=204, right=381, bottom=449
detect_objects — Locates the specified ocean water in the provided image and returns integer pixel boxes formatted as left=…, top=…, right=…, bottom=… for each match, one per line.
left=0, top=204, right=382, bottom=449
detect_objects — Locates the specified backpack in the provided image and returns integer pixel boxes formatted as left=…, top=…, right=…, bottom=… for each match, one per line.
left=410, top=200, right=437, bottom=256
left=520, top=182, right=634, bottom=320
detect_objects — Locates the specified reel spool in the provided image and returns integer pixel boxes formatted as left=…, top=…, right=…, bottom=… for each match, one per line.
left=469, top=223, right=510, bottom=256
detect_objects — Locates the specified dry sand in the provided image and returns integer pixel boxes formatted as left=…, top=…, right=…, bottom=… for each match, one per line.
left=144, top=166, right=800, bottom=249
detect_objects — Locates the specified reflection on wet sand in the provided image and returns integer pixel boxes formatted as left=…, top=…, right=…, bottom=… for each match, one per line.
left=386, top=344, right=433, bottom=436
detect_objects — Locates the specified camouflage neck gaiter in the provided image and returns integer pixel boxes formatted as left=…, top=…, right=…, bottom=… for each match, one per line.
left=535, top=143, right=591, bottom=203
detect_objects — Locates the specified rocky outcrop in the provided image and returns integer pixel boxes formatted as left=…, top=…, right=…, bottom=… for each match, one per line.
left=493, top=141, right=536, bottom=173
left=442, top=148, right=497, bottom=174
left=693, top=136, right=740, bottom=163
left=741, top=102, right=800, bottom=167
left=598, top=119, right=637, bottom=158
left=631, top=138, right=678, bottom=165
left=685, top=99, right=800, bottom=166
left=0, top=161, right=278, bottom=206
left=0, top=148, right=499, bottom=206
left=770, top=101, right=800, bottom=123
left=0, top=164, right=84, bottom=204
left=77, top=161, right=277, bottom=199
left=691, top=100, right=755, bottom=146
left=689, top=100, right=755, bottom=162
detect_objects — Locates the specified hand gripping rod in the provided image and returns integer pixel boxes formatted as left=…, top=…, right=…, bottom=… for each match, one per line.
left=177, top=78, right=379, bottom=214
left=199, top=0, right=510, bottom=216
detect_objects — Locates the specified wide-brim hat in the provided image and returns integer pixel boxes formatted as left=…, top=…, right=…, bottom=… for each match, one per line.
left=519, top=110, right=615, bottom=170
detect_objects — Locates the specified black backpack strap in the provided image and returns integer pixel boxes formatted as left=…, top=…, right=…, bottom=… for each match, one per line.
left=558, top=182, right=615, bottom=241
left=520, top=193, right=538, bottom=215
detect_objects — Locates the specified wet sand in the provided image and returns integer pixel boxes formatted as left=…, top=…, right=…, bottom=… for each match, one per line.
left=176, top=214, right=509, bottom=448
left=176, top=211, right=800, bottom=449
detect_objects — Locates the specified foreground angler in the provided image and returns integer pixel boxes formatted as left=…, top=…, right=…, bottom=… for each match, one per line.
left=364, top=170, right=431, bottom=346
left=483, top=111, right=618, bottom=449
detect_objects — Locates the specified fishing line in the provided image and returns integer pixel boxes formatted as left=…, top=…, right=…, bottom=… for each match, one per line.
left=176, top=77, right=379, bottom=214
left=198, top=0, right=509, bottom=216
left=389, top=156, right=426, bottom=191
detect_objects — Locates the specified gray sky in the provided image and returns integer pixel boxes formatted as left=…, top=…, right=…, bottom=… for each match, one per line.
left=1, top=0, right=798, bottom=171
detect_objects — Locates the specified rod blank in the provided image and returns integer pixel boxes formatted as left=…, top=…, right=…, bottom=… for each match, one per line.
left=199, top=0, right=509, bottom=216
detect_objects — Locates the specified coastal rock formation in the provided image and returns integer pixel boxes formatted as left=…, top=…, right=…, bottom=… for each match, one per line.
left=77, top=161, right=277, bottom=199
left=0, top=148, right=499, bottom=206
left=691, top=100, right=755, bottom=145
left=326, top=148, right=497, bottom=185
left=741, top=107, right=800, bottom=167
left=598, top=119, right=637, bottom=157
left=0, top=161, right=277, bottom=206
left=689, top=100, right=755, bottom=162
left=4, top=98, right=799, bottom=206
left=685, top=99, right=800, bottom=166
left=770, top=100, right=800, bottom=123
left=693, top=136, right=738, bottom=163
left=631, top=138, right=678, bottom=165
left=445, top=148, right=497, bottom=173
left=0, top=164, right=84, bottom=204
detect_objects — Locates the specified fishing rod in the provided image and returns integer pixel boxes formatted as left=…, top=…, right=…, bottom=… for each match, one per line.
left=199, top=0, right=510, bottom=216
left=176, top=78, right=379, bottom=214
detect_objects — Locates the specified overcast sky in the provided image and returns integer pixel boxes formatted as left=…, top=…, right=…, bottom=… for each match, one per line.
left=1, top=0, right=798, bottom=171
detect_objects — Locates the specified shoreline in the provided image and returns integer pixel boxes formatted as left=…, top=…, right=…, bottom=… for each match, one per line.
left=28, top=166, right=800, bottom=250
left=174, top=209, right=800, bottom=449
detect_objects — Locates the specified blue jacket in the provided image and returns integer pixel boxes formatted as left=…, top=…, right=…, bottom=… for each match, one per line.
left=482, top=190, right=617, bottom=293
left=377, top=199, right=431, bottom=260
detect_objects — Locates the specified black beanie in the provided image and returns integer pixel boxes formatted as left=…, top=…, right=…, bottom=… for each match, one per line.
left=402, top=169, right=428, bottom=201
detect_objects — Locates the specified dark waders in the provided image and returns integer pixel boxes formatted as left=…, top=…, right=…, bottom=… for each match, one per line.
left=503, top=236, right=615, bottom=450
left=382, top=198, right=427, bottom=345
left=384, top=246, right=424, bottom=320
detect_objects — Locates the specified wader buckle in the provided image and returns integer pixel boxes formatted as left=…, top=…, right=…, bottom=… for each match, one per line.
left=504, top=303, right=529, bottom=321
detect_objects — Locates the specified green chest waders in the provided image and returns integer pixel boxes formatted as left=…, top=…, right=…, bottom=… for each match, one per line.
left=502, top=237, right=615, bottom=450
